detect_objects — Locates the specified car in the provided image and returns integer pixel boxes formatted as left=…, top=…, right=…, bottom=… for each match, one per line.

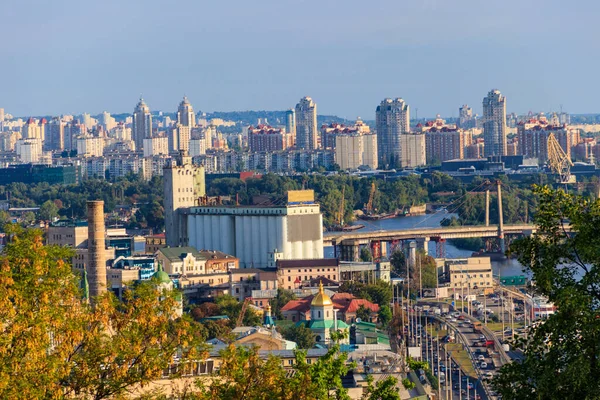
left=485, top=372, right=494, bottom=379
left=477, top=355, right=485, bottom=361
left=458, top=315, right=465, bottom=320
left=479, top=334, right=486, bottom=340
left=467, top=382, right=474, bottom=390
left=475, top=395, right=482, bottom=400
left=480, top=362, right=488, bottom=368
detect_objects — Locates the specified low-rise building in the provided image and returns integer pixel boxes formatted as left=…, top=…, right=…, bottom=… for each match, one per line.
left=438, top=257, right=493, bottom=290
left=156, top=246, right=207, bottom=275
left=276, top=258, right=340, bottom=290
left=145, top=232, right=166, bottom=253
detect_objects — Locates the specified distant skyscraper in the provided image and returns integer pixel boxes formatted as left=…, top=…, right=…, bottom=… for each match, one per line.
left=458, top=105, right=474, bottom=129
left=375, top=98, right=410, bottom=168
left=295, top=97, right=317, bottom=150
left=483, top=90, right=507, bottom=157
left=133, top=98, right=152, bottom=152
left=0, top=108, right=4, bottom=122
left=46, top=117, right=65, bottom=151
left=177, top=96, right=195, bottom=127
left=285, top=109, right=296, bottom=136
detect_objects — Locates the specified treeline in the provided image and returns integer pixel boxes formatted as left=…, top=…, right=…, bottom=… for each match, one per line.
left=208, top=172, right=462, bottom=227
left=1, top=174, right=164, bottom=231
left=5, top=170, right=585, bottom=232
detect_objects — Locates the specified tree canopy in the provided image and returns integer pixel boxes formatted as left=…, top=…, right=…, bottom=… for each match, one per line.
left=493, top=186, right=600, bottom=399
left=0, top=225, right=202, bottom=399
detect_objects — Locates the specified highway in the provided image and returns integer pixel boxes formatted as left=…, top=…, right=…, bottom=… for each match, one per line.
left=409, top=302, right=504, bottom=400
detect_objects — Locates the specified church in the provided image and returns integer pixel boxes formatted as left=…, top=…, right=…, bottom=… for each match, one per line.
left=296, top=282, right=350, bottom=345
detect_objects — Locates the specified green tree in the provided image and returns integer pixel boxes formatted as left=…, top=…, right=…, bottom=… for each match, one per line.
left=493, top=186, right=600, bottom=399
left=362, top=375, right=401, bottom=400
left=21, top=211, right=36, bottom=226
left=215, top=294, right=261, bottom=327
left=39, top=199, right=59, bottom=221
left=390, top=250, right=406, bottom=276
left=270, top=288, right=297, bottom=320
left=378, top=305, right=393, bottom=328
left=195, top=343, right=355, bottom=400
left=356, top=304, right=373, bottom=322
left=360, top=247, right=373, bottom=262
left=281, top=324, right=316, bottom=349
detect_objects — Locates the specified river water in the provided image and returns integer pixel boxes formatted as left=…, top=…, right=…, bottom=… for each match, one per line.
left=324, top=211, right=526, bottom=277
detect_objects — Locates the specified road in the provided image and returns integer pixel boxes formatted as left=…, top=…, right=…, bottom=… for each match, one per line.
left=409, top=303, right=503, bottom=399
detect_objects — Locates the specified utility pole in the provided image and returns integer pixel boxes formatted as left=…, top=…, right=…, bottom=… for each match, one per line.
left=437, top=332, right=441, bottom=397
left=497, top=180, right=505, bottom=253
left=485, top=189, right=490, bottom=227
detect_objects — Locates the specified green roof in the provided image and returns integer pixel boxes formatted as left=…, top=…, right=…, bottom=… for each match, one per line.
left=152, top=263, right=172, bottom=284
left=299, top=320, right=350, bottom=330
left=158, top=246, right=206, bottom=262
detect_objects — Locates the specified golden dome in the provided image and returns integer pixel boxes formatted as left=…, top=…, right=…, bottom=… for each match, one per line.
left=311, top=281, right=333, bottom=307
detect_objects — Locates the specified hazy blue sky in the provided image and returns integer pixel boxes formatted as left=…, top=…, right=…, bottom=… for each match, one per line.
left=3, top=0, right=600, bottom=119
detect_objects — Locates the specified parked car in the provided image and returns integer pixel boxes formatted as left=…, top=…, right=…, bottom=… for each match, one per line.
left=477, top=355, right=485, bottom=361
left=480, top=362, right=488, bottom=369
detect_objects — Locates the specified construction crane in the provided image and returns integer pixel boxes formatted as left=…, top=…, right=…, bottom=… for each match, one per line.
left=236, top=297, right=252, bottom=327
left=337, top=186, right=346, bottom=227
left=547, top=133, right=575, bottom=184
left=365, top=182, right=376, bottom=215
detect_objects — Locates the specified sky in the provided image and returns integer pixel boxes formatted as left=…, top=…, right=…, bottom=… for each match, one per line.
left=3, top=0, right=600, bottom=119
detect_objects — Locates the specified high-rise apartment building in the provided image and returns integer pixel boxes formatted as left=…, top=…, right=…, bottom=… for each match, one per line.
left=458, top=105, right=475, bottom=129
left=177, top=96, right=195, bottom=127
left=321, top=118, right=371, bottom=150
left=295, top=97, right=318, bottom=150
left=285, top=109, right=296, bottom=137
left=482, top=90, right=507, bottom=157
left=248, top=125, right=293, bottom=152
left=517, top=116, right=579, bottom=162
left=335, top=133, right=377, bottom=170
left=400, top=134, right=426, bottom=167
left=169, top=125, right=191, bottom=153
left=64, top=120, right=86, bottom=151
left=376, top=98, right=410, bottom=168
left=143, top=136, right=169, bottom=157
left=419, top=116, right=473, bottom=163
left=100, top=112, right=117, bottom=131
left=132, top=98, right=152, bottom=152
left=46, top=117, right=65, bottom=151
left=0, top=108, right=4, bottom=122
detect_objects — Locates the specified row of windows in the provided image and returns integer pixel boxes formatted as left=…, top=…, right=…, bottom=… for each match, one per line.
left=288, top=275, right=335, bottom=281
left=288, top=268, right=334, bottom=273
left=453, top=273, right=491, bottom=279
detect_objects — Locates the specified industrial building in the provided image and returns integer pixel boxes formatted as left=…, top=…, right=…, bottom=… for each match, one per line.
left=164, top=154, right=325, bottom=268
left=184, top=191, right=324, bottom=268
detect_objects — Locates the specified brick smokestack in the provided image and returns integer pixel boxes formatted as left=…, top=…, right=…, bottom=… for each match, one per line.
left=87, top=200, right=107, bottom=300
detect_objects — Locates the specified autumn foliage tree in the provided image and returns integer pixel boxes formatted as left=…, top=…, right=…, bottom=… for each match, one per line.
left=0, top=225, right=203, bottom=399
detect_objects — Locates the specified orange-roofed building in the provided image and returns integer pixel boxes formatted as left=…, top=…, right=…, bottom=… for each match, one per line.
left=280, top=290, right=379, bottom=324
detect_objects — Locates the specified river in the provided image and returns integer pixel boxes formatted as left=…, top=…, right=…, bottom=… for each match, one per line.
left=324, top=211, right=526, bottom=277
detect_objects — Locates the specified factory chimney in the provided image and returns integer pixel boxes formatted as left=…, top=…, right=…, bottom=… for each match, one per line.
left=87, top=200, right=107, bottom=301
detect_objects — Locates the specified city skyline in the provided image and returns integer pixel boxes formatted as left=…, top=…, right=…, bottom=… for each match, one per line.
left=3, top=1, right=600, bottom=118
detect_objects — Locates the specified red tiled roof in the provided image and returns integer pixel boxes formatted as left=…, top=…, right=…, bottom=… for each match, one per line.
left=281, top=297, right=312, bottom=312
left=343, top=299, right=380, bottom=314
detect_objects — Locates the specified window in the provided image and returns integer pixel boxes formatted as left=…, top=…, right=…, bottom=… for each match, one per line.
left=318, top=311, right=321, bottom=318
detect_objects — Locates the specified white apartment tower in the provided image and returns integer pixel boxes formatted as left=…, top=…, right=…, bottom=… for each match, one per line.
left=376, top=98, right=410, bottom=168
left=483, top=90, right=507, bottom=157
left=295, top=97, right=318, bottom=150
left=132, top=98, right=152, bottom=152
left=459, top=104, right=475, bottom=129
left=177, top=96, right=195, bottom=127
left=285, top=109, right=296, bottom=137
